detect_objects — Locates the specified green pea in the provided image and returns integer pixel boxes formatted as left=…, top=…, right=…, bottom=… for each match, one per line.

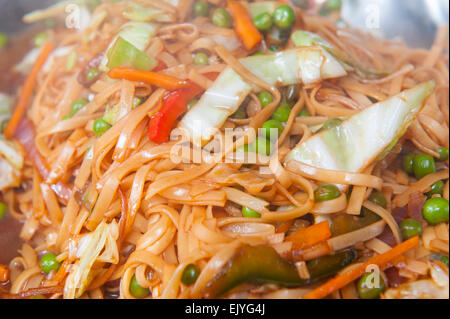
left=368, top=191, right=387, bottom=209
left=298, top=108, right=310, bottom=117
left=187, top=98, right=198, bottom=111
left=181, top=264, right=200, bottom=286
left=413, top=154, right=436, bottom=180
left=426, top=180, right=445, bottom=197
left=70, top=98, right=88, bottom=117
left=34, top=33, right=48, bottom=47
left=193, top=1, right=209, bottom=17
left=0, top=202, right=7, bottom=219
left=258, top=91, right=273, bottom=108
left=402, top=153, right=416, bottom=175
left=86, top=67, right=100, bottom=83
left=400, top=218, right=423, bottom=240
left=212, top=8, right=233, bottom=28
left=253, top=13, right=273, bottom=32
left=422, top=197, right=449, bottom=225
left=321, top=118, right=342, bottom=131
left=194, top=52, right=209, bottom=65
left=273, top=5, right=296, bottom=30
left=248, top=137, right=272, bottom=156
left=0, top=32, right=8, bottom=48
left=242, top=206, right=261, bottom=218
left=262, top=119, right=284, bottom=140
left=314, top=184, right=341, bottom=202
left=437, top=147, right=449, bottom=162
left=360, top=191, right=386, bottom=216
left=271, top=103, right=291, bottom=122
left=129, top=275, right=150, bottom=298
left=357, top=272, right=386, bottom=299
left=93, top=118, right=112, bottom=137
left=327, top=0, right=342, bottom=11
left=40, top=253, right=61, bottom=274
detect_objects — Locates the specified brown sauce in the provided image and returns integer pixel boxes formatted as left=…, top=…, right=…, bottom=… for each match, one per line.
left=0, top=31, right=36, bottom=93
left=0, top=214, right=23, bottom=265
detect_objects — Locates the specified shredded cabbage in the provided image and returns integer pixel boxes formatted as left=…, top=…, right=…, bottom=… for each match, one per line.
left=64, top=220, right=119, bottom=299
left=0, top=136, right=24, bottom=170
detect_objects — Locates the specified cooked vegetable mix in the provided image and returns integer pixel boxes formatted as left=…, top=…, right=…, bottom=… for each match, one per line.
left=181, top=47, right=346, bottom=145
left=0, top=0, right=448, bottom=301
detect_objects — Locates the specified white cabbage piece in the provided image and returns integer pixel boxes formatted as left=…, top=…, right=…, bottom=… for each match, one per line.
left=285, top=81, right=435, bottom=173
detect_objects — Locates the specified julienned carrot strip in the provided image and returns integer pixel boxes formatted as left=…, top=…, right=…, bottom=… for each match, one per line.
left=285, top=221, right=331, bottom=250
left=4, top=42, right=54, bottom=139
left=227, top=1, right=262, bottom=51
left=108, top=68, right=189, bottom=91
left=302, top=236, right=420, bottom=299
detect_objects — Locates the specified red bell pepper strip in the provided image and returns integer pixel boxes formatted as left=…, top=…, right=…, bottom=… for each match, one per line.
left=148, top=73, right=219, bottom=144
left=148, top=81, right=204, bottom=144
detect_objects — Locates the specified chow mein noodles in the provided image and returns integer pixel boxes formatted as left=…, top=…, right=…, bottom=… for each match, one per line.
left=0, top=0, right=448, bottom=299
